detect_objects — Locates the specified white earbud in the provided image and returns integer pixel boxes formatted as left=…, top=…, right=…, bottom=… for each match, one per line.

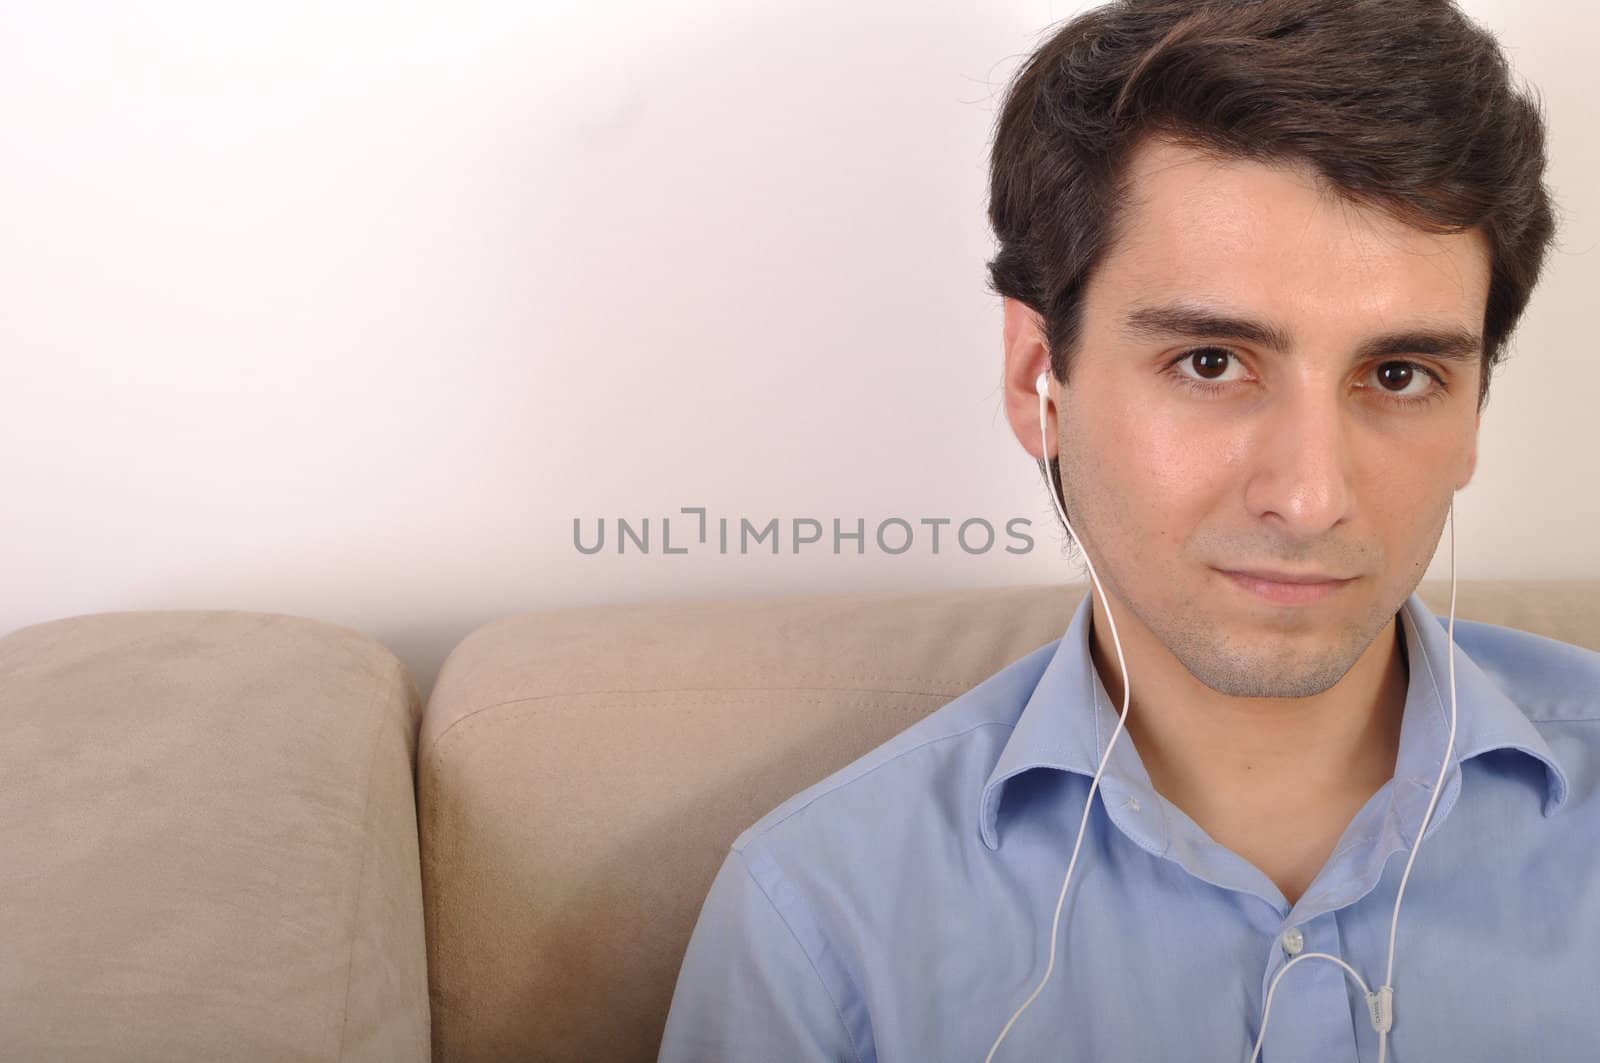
left=1035, top=371, right=1049, bottom=399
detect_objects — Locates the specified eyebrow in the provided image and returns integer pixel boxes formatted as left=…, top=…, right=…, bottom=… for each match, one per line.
left=1121, top=302, right=1483, bottom=364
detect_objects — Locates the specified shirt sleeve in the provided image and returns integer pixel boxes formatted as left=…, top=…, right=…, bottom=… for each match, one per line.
left=657, top=846, right=862, bottom=1063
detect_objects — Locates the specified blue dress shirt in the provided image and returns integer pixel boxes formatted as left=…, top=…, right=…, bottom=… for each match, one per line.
left=658, top=590, right=1600, bottom=1062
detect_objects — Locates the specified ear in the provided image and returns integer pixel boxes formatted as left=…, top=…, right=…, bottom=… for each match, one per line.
left=1002, top=298, right=1056, bottom=461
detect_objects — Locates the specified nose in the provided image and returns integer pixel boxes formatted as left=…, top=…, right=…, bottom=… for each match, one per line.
left=1242, top=386, right=1355, bottom=540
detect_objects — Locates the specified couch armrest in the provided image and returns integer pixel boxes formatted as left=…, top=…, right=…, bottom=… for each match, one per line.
left=0, top=610, right=429, bottom=1062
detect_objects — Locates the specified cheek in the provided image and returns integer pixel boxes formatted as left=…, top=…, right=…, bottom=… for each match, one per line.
left=1066, top=388, right=1215, bottom=531
left=1370, top=477, right=1450, bottom=552
left=1096, top=387, right=1231, bottom=505
left=1138, top=415, right=1226, bottom=507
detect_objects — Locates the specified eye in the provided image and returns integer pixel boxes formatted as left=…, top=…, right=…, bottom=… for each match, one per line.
left=1171, top=346, right=1242, bottom=386
left=1163, top=347, right=1449, bottom=408
left=1370, top=362, right=1440, bottom=403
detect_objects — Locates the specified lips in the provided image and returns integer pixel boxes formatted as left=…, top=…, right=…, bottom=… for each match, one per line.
left=1219, top=568, right=1355, bottom=605
left=1224, top=568, right=1354, bottom=585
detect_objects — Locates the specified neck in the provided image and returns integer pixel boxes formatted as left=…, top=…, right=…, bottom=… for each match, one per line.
left=1086, top=591, right=1409, bottom=821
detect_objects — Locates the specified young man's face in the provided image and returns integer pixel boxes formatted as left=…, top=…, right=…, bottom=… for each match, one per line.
left=1005, top=135, right=1488, bottom=699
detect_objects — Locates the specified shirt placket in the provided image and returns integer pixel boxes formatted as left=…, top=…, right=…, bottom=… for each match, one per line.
left=1252, top=911, right=1362, bottom=1062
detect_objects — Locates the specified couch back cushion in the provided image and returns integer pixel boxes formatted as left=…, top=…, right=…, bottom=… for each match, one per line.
left=0, top=610, right=430, bottom=1062
left=416, top=579, right=1600, bottom=1062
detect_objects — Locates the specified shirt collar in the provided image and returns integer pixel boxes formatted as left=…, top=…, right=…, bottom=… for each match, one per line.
left=978, top=588, right=1569, bottom=852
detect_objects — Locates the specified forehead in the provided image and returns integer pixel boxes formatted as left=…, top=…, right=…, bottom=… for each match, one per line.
left=1091, top=136, right=1491, bottom=331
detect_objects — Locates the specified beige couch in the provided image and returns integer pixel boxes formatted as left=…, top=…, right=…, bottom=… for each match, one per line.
left=2, top=580, right=1597, bottom=1062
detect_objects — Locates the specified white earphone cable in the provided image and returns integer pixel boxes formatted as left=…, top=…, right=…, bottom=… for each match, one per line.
left=1248, top=468, right=1458, bottom=1063
left=982, top=376, right=1139, bottom=1063
left=985, top=373, right=1460, bottom=1062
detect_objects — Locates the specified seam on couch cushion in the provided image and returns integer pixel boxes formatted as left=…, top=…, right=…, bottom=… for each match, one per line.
left=419, top=683, right=968, bottom=765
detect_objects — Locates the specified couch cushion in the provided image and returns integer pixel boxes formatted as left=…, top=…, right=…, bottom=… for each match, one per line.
left=416, top=579, right=1600, bottom=1062
left=0, top=610, right=430, bottom=1062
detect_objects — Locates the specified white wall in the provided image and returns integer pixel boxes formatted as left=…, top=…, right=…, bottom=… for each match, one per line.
left=2, top=1, right=1595, bottom=699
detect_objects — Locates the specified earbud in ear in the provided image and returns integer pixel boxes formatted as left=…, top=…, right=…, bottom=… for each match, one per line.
left=1035, top=372, right=1049, bottom=398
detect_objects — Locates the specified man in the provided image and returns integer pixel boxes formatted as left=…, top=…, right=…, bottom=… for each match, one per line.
left=659, top=1, right=1597, bottom=1060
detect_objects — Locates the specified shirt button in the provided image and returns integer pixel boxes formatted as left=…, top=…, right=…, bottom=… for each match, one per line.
left=1280, top=927, right=1304, bottom=956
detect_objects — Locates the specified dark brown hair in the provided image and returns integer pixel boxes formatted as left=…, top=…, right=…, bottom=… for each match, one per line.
left=987, top=0, right=1560, bottom=540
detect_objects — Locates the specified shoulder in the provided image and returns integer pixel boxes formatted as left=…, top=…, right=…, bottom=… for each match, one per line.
left=728, top=639, right=1056, bottom=858
left=1447, top=617, right=1600, bottom=724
